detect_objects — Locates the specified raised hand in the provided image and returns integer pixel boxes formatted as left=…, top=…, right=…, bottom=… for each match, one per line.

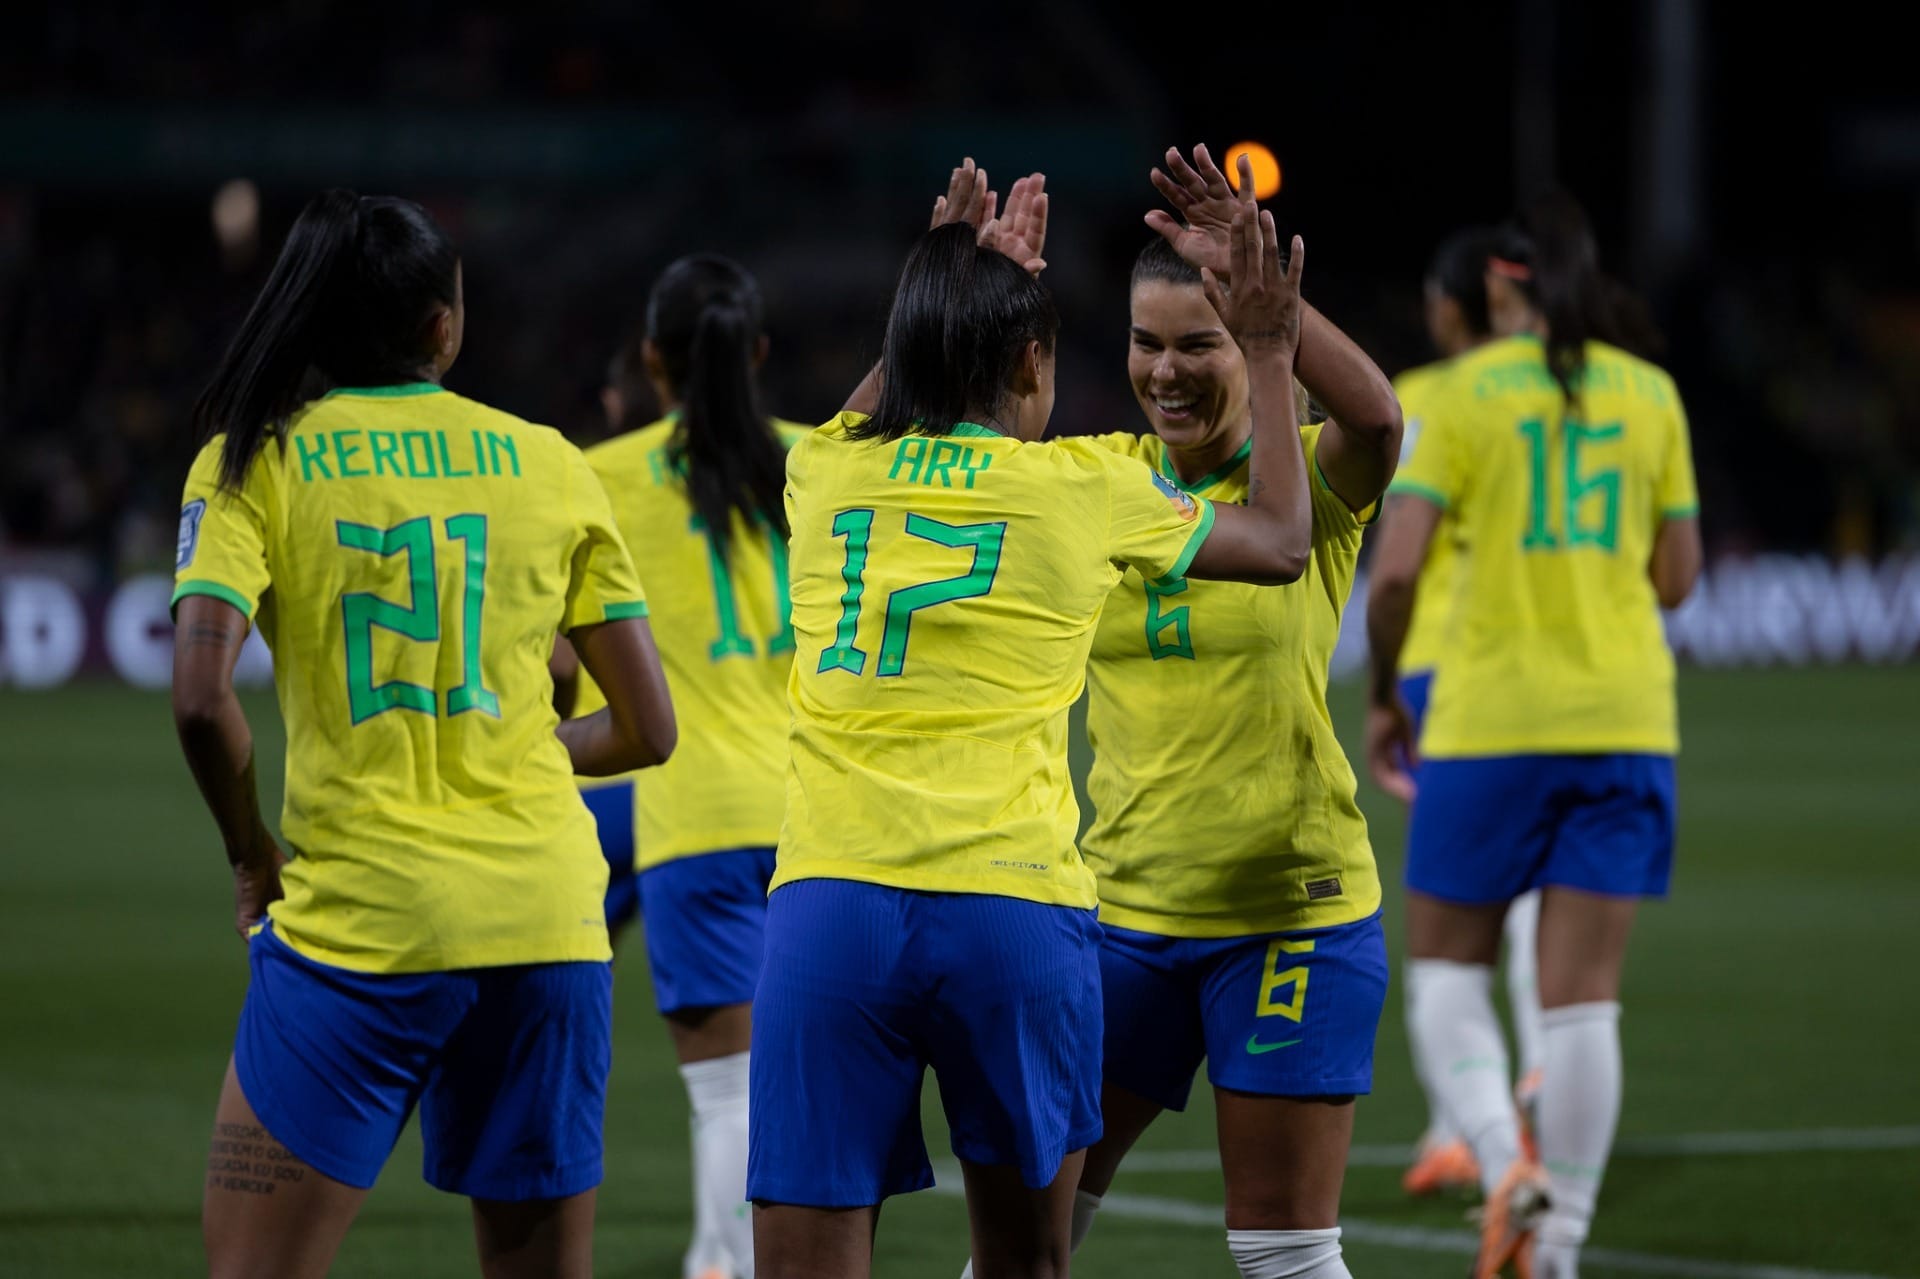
left=1145, top=143, right=1258, bottom=282
left=980, top=173, right=1049, bottom=275
left=1199, top=204, right=1305, bottom=358
left=931, top=157, right=997, bottom=233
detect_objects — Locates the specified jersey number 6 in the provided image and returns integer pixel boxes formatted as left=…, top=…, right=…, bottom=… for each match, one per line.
left=816, top=509, right=1006, bottom=678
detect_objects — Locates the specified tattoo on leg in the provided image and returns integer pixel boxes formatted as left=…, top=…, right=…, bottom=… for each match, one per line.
left=206, top=1122, right=307, bottom=1196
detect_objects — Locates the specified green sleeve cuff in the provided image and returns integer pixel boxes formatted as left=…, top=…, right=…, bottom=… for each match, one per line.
left=1386, top=479, right=1450, bottom=510
left=171, top=580, right=257, bottom=621
left=1164, top=497, right=1217, bottom=581
left=1661, top=504, right=1699, bottom=520
left=601, top=600, right=651, bottom=621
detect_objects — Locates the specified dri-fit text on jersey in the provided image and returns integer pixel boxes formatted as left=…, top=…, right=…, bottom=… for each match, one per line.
left=888, top=437, right=993, bottom=489
left=295, top=430, right=523, bottom=483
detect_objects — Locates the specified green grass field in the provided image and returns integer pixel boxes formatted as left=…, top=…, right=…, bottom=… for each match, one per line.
left=3, top=668, right=1917, bottom=1277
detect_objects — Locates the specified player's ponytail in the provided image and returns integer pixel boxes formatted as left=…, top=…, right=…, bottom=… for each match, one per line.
left=193, top=188, right=459, bottom=490
left=646, top=255, right=787, bottom=565
left=1496, top=192, right=1662, bottom=407
left=856, top=223, right=1058, bottom=443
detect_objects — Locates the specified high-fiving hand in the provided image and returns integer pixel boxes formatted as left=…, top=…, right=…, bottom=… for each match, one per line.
left=1146, top=143, right=1259, bottom=283
left=1197, top=202, right=1305, bottom=360
left=930, top=158, right=1048, bottom=275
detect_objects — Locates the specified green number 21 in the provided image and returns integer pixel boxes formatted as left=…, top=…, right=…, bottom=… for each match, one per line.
left=1518, top=418, right=1623, bottom=552
left=336, top=515, right=499, bottom=725
left=817, top=510, right=1006, bottom=677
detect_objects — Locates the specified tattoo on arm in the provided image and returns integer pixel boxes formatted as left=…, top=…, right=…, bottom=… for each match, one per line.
left=181, top=621, right=240, bottom=652
left=205, top=1121, right=306, bottom=1196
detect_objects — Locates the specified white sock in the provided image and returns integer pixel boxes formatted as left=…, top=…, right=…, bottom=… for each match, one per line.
left=1406, top=959, right=1521, bottom=1196
left=1404, top=965, right=1458, bottom=1146
left=959, top=1190, right=1101, bottom=1277
left=680, top=1052, right=753, bottom=1279
left=1504, top=892, right=1546, bottom=1083
left=1537, top=1002, right=1622, bottom=1254
left=1532, top=1239, right=1582, bottom=1279
left=1226, top=1228, right=1350, bottom=1278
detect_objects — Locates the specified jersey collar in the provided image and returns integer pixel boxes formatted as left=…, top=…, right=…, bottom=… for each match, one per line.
left=1157, top=436, right=1252, bottom=494
left=324, top=382, right=446, bottom=399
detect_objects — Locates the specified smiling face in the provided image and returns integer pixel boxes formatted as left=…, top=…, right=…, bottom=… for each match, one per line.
left=1127, top=279, right=1251, bottom=460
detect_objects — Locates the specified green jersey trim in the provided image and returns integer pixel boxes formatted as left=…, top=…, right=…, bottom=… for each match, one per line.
left=946, top=422, right=1005, bottom=440
left=1661, top=503, right=1699, bottom=520
left=324, top=382, right=446, bottom=399
left=1163, top=498, right=1218, bottom=581
left=1157, top=437, right=1252, bottom=495
left=1386, top=479, right=1450, bottom=510
left=599, top=601, right=652, bottom=622
left=171, top=579, right=257, bottom=621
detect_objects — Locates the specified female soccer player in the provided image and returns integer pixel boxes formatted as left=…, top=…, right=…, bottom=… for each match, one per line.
left=749, top=161, right=1316, bottom=1279
left=1366, top=193, right=1703, bottom=1278
left=1390, top=227, right=1546, bottom=1201
left=555, top=255, right=808, bottom=1279
left=170, top=189, right=676, bottom=1279
left=1061, top=145, right=1402, bottom=1279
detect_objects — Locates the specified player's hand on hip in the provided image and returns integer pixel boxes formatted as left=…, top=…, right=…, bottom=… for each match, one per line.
left=1365, top=699, right=1420, bottom=804
left=231, top=842, right=287, bottom=942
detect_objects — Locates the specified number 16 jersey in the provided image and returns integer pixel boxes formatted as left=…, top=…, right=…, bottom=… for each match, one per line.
left=172, top=384, right=648, bottom=974
left=775, top=412, right=1218, bottom=909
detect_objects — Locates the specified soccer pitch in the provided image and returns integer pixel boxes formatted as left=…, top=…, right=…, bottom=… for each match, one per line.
left=2, top=669, right=1916, bottom=1278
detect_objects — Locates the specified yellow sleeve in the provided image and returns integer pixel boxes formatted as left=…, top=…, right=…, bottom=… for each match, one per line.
left=561, top=445, right=649, bottom=633
left=171, top=438, right=271, bottom=621
left=1657, top=392, right=1699, bottom=520
left=1388, top=395, right=1465, bottom=511
left=1093, top=447, right=1216, bottom=581
left=1079, top=430, right=1153, bottom=460
left=783, top=429, right=814, bottom=533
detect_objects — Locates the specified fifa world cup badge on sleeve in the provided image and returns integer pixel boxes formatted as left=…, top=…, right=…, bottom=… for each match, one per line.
left=177, top=499, right=207, bottom=570
left=1149, top=470, right=1198, bottom=520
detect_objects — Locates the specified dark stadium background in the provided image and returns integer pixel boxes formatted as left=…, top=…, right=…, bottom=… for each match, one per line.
left=3, top=5, right=1918, bottom=1278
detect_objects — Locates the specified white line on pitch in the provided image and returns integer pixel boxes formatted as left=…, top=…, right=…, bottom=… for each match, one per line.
left=1115, top=1124, right=1920, bottom=1172
left=927, top=1172, right=1897, bottom=1279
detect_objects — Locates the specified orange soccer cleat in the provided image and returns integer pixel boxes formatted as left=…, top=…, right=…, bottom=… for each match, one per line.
left=1470, top=1160, right=1551, bottom=1279
left=1402, top=1135, right=1481, bottom=1197
left=1515, top=1068, right=1544, bottom=1164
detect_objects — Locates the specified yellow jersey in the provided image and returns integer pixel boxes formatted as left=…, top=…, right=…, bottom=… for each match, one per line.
left=1082, top=424, right=1381, bottom=938
left=172, top=383, right=647, bottom=973
left=1392, top=360, right=1465, bottom=676
left=1389, top=336, right=1698, bottom=757
left=572, top=416, right=810, bottom=869
left=775, top=412, right=1218, bottom=908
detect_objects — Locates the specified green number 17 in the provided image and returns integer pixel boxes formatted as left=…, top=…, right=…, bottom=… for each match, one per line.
left=817, top=510, right=1006, bottom=678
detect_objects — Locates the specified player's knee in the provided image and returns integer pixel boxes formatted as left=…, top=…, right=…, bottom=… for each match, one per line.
left=1226, top=1227, right=1350, bottom=1279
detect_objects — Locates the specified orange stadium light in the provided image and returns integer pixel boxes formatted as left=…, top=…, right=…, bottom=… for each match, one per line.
left=1225, top=141, right=1283, bottom=200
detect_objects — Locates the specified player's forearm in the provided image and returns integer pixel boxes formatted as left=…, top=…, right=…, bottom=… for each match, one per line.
left=1241, top=350, right=1313, bottom=582
left=1297, top=303, right=1402, bottom=448
left=557, top=708, right=670, bottom=776
left=174, top=693, right=274, bottom=871
left=1365, top=577, right=1416, bottom=706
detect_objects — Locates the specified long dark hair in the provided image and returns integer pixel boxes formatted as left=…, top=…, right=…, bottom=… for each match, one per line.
left=1495, top=191, right=1663, bottom=404
left=1428, top=226, right=1499, bottom=337
left=636, top=254, right=785, bottom=562
left=193, top=189, right=458, bottom=489
left=855, top=224, right=1058, bottom=443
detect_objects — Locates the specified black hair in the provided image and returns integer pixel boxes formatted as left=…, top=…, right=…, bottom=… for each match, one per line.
left=193, top=188, right=458, bottom=489
left=1494, top=190, right=1663, bottom=405
left=1426, top=226, right=1499, bottom=337
left=854, top=224, right=1059, bottom=443
left=1131, top=236, right=1203, bottom=290
left=635, top=254, right=785, bottom=562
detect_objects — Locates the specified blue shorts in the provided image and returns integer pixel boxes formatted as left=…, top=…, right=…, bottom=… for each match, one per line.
left=1406, top=753, right=1677, bottom=904
left=581, top=781, right=638, bottom=933
left=1399, top=669, right=1434, bottom=778
left=747, top=879, right=1103, bottom=1207
left=636, top=847, right=776, bottom=1015
left=1100, top=912, right=1388, bottom=1110
left=235, top=923, right=611, bottom=1200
